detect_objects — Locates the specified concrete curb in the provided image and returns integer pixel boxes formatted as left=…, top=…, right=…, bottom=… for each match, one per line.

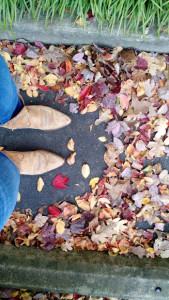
left=0, top=244, right=169, bottom=299
left=0, top=13, right=169, bottom=53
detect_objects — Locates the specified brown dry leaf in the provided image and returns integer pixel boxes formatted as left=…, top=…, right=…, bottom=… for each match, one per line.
left=67, top=152, right=76, bottom=165
left=105, top=178, right=130, bottom=201
left=139, top=52, right=166, bottom=76
left=81, top=164, right=90, bottom=179
left=76, top=199, right=90, bottom=211
left=87, top=102, right=99, bottom=112
left=76, top=18, right=84, bottom=26
left=132, top=92, right=150, bottom=114
left=147, top=140, right=165, bottom=158
left=104, top=143, right=119, bottom=168
left=67, top=138, right=75, bottom=151
left=0, top=146, right=4, bottom=151
left=42, top=45, right=68, bottom=62
left=159, top=170, right=169, bottom=185
left=153, top=116, right=168, bottom=141
left=95, top=108, right=112, bottom=125
left=37, top=177, right=44, bottom=192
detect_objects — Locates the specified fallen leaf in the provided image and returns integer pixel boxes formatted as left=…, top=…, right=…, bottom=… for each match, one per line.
left=72, top=52, right=86, bottom=64
left=65, top=59, right=72, bottom=73
left=67, top=138, right=75, bottom=151
left=67, top=152, right=76, bottom=165
left=82, top=164, right=90, bottom=179
left=98, top=136, right=107, bottom=142
left=76, top=18, right=84, bottom=26
left=76, top=199, right=90, bottom=211
left=37, top=177, right=44, bottom=192
left=89, top=124, right=93, bottom=132
left=89, top=177, right=99, bottom=189
left=17, top=192, right=21, bottom=202
left=53, top=173, right=69, bottom=189
left=13, top=43, right=27, bottom=55
left=65, top=83, right=81, bottom=99
left=34, top=213, right=48, bottom=227
left=44, top=74, right=58, bottom=85
left=56, top=219, right=65, bottom=235
left=87, top=102, right=99, bottom=112
left=0, top=50, right=11, bottom=61
left=48, top=206, right=61, bottom=216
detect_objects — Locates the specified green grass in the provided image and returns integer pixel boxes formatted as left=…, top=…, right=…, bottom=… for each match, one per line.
left=0, top=0, right=169, bottom=38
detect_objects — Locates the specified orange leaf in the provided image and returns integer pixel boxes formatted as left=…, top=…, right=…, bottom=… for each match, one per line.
left=65, top=59, right=72, bottom=73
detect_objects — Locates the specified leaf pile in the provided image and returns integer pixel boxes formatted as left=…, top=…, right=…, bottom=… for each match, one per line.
left=1, top=41, right=169, bottom=258
left=0, top=287, right=119, bottom=300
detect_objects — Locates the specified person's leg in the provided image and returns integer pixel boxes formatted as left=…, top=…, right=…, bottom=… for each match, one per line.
left=0, top=54, right=23, bottom=125
left=0, top=152, right=20, bottom=231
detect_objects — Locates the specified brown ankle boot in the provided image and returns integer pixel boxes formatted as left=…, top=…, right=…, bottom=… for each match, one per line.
left=0, top=105, right=71, bottom=130
left=2, top=150, right=65, bottom=175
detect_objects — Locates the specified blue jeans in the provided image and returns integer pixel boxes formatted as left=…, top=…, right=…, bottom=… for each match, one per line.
left=0, top=54, right=22, bottom=231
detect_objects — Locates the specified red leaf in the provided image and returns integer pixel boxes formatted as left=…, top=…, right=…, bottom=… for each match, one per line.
left=36, top=84, right=50, bottom=91
left=79, top=85, right=91, bottom=101
left=65, top=59, right=72, bottom=73
left=79, top=97, right=91, bottom=111
left=135, top=56, right=148, bottom=70
left=34, top=40, right=45, bottom=49
left=13, top=43, right=27, bottom=55
left=48, top=206, right=61, bottom=216
left=53, top=173, right=69, bottom=189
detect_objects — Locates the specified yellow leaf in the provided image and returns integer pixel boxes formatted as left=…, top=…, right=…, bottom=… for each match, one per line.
left=67, top=152, right=76, bottom=165
left=11, top=291, right=19, bottom=297
left=76, top=17, right=84, bottom=26
left=137, top=82, right=145, bottom=97
left=71, top=213, right=82, bottom=221
left=0, top=50, right=11, bottom=61
left=98, top=136, right=107, bottom=142
left=37, top=177, right=44, bottom=192
left=33, top=89, right=38, bottom=97
left=146, top=247, right=155, bottom=254
left=89, top=124, right=93, bottom=132
left=67, top=138, right=75, bottom=151
left=65, top=83, right=81, bottom=99
left=81, top=164, right=90, bottom=179
left=142, top=197, right=150, bottom=205
left=17, top=192, right=21, bottom=202
left=44, top=74, right=58, bottom=85
left=76, top=199, right=90, bottom=211
left=89, top=177, right=99, bottom=189
left=26, top=89, right=33, bottom=97
left=56, top=219, right=65, bottom=235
